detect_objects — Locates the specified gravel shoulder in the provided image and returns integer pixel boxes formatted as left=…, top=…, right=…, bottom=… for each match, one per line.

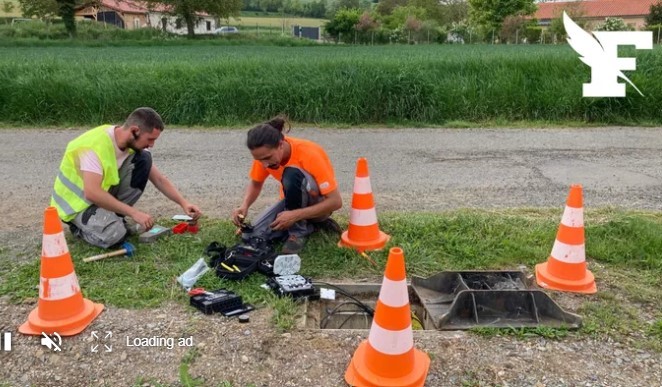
left=1, top=296, right=661, bottom=387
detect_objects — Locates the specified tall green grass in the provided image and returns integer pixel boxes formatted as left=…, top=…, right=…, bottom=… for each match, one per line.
left=1, top=45, right=662, bottom=126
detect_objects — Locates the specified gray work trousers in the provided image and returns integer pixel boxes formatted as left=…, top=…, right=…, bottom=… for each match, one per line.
left=247, top=166, right=328, bottom=243
left=69, top=151, right=152, bottom=249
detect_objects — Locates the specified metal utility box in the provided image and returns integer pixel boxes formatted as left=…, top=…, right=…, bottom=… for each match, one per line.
left=412, top=271, right=582, bottom=330
left=292, top=25, right=320, bottom=40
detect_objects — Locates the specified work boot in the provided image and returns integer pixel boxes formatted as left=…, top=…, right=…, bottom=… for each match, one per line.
left=313, top=218, right=342, bottom=235
left=68, top=223, right=82, bottom=238
left=282, top=235, right=306, bottom=254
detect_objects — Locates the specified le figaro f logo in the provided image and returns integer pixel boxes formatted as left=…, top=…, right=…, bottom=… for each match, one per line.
left=563, top=12, right=652, bottom=97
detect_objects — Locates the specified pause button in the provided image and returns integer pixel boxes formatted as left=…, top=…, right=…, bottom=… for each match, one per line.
left=1, top=332, right=11, bottom=351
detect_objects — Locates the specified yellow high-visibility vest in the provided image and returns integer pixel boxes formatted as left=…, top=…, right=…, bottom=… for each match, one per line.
left=50, top=125, right=126, bottom=221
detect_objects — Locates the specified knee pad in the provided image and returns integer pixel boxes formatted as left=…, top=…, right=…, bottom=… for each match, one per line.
left=97, top=220, right=128, bottom=249
left=78, top=207, right=128, bottom=249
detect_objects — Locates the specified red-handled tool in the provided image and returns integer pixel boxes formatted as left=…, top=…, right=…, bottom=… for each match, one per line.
left=172, top=220, right=200, bottom=234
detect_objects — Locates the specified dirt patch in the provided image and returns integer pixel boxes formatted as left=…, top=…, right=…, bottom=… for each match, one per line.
left=1, top=295, right=660, bottom=386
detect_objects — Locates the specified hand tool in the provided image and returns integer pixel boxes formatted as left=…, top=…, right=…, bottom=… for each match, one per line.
left=139, top=225, right=171, bottom=243
left=83, top=242, right=136, bottom=263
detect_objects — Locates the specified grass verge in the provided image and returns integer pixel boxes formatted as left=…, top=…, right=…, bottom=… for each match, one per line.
left=0, top=209, right=660, bottom=350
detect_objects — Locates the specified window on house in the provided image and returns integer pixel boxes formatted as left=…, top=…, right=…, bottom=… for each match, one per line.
left=134, top=18, right=140, bottom=29
left=176, top=18, right=182, bottom=29
left=206, top=21, right=211, bottom=31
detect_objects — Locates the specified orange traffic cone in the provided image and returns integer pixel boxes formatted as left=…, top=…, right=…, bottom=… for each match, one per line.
left=535, top=185, right=597, bottom=294
left=19, top=207, right=104, bottom=336
left=339, top=158, right=390, bottom=253
left=345, top=247, right=430, bottom=387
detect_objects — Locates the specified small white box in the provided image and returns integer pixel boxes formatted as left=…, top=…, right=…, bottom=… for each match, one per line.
left=320, top=288, right=336, bottom=300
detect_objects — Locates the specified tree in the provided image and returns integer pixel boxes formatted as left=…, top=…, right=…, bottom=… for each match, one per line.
left=596, top=17, right=632, bottom=31
left=375, top=0, right=406, bottom=16
left=148, top=0, right=242, bottom=37
left=257, top=0, right=281, bottom=13
left=384, top=5, right=426, bottom=30
left=302, top=0, right=326, bottom=18
left=2, top=1, right=15, bottom=15
left=548, top=2, right=585, bottom=41
left=325, top=7, right=361, bottom=41
left=18, top=0, right=88, bottom=37
left=403, top=14, right=421, bottom=42
left=409, top=0, right=444, bottom=24
left=242, top=0, right=260, bottom=12
left=646, top=0, right=662, bottom=27
left=283, top=0, right=303, bottom=15
left=354, top=10, right=378, bottom=43
left=499, top=15, right=528, bottom=43
left=326, top=0, right=360, bottom=18
left=18, top=0, right=59, bottom=20
left=438, top=0, right=467, bottom=25
left=448, top=19, right=472, bottom=43
left=57, top=0, right=77, bottom=37
left=468, top=0, right=535, bottom=32
left=355, top=10, right=378, bottom=32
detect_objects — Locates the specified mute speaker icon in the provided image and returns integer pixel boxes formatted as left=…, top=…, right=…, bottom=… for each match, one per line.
left=40, top=332, right=62, bottom=352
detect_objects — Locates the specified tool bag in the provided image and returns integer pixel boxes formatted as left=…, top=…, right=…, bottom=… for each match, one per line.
left=215, top=251, right=259, bottom=280
left=206, top=237, right=277, bottom=280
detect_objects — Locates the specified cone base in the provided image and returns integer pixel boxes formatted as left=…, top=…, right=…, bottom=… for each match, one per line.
left=535, top=262, right=597, bottom=294
left=345, top=341, right=430, bottom=387
left=19, top=299, right=104, bottom=336
left=339, top=230, right=390, bottom=252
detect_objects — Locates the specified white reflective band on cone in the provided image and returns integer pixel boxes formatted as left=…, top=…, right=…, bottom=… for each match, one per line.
left=561, top=206, right=584, bottom=228
left=41, top=232, right=69, bottom=258
left=353, top=176, right=373, bottom=195
left=40, top=272, right=80, bottom=300
left=551, top=240, right=586, bottom=264
left=379, top=278, right=409, bottom=308
left=368, top=323, right=413, bottom=355
left=349, top=208, right=378, bottom=226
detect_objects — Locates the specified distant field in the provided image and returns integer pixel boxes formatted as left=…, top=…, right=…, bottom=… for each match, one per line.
left=226, top=16, right=327, bottom=29
left=1, top=45, right=661, bottom=126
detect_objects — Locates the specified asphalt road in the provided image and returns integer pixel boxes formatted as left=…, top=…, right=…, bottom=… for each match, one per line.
left=1, top=126, right=661, bottom=231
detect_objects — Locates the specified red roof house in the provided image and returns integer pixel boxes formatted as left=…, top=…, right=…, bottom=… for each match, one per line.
left=535, top=0, right=659, bottom=29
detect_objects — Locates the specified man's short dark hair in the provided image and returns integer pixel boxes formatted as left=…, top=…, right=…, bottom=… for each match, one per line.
left=124, top=107, right=164, bottom=133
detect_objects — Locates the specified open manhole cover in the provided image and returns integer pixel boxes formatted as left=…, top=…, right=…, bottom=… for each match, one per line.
left=412, top=271, right=582, bottom=330
left=303, top=283, right=429, bottom=330
left=303, top=272, right=581, bottom=330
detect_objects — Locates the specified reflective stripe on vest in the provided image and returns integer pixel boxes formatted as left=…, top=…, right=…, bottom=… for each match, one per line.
left=51, top=171, right=89, bottom=217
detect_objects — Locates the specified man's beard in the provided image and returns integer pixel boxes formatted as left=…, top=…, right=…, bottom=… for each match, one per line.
left=127, top=138, right=142, bottom=152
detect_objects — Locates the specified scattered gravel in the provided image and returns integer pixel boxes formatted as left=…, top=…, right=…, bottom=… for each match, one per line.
left=1, top=296, right=660, bottom=386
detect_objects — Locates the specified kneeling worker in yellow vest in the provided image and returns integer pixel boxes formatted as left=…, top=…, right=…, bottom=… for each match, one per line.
left=50, top=107, right=202, bottom=248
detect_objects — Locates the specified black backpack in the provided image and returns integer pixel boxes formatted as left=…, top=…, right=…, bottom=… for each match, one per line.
left=206, top=237, right=278, bottom=280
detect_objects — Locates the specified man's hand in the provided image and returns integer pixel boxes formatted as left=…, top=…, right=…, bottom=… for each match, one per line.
left=232, top=207, right=248, bottom=227
left=270, top=210, right=300, bottom=231
left=131, top=210, right=154, bottom=231
left=181, top=202, right=202, bottom=220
